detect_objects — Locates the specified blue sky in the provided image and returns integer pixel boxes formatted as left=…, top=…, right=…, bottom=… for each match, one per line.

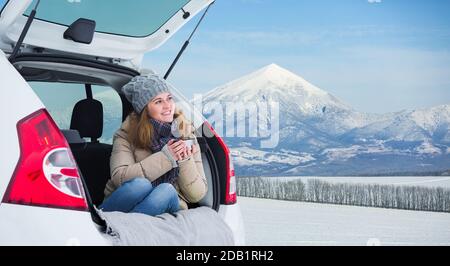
left=143, top=0, right=450, bottom=113
left=1, top=0, right=449, bottom=114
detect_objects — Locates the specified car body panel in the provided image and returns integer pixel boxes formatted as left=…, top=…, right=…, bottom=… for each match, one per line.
left=0, top=51, right=109, bottom=245
left=0, top=204, right=109, bottom=245
left=0, top=50, right=43, bottom=199
left=218, top=203, right=246, bottom=246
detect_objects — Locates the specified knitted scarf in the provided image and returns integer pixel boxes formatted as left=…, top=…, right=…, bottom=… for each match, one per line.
left=149, top=118, right=180, bottom=187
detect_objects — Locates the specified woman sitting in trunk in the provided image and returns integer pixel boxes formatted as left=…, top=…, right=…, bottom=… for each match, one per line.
left=100, top=74, right=207, bottom=216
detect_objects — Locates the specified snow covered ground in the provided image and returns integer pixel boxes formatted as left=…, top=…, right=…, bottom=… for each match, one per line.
left=239, top=196, right=450, bottom=246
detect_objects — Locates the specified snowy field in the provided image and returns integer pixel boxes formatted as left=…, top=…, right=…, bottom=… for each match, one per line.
left=264, top=176, right=450, bottom=188
left=239, top=196, right=450, bottom=246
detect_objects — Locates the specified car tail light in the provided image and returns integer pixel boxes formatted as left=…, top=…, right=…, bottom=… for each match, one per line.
left=205, top=122, right=237, bottom=205
left=2, top=109, right=88, bottom=211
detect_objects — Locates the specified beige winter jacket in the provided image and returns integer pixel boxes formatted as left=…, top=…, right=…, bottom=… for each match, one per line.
left=104, top=115, right=207, bottom=210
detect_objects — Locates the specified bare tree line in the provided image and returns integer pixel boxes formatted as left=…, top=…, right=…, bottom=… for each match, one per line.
left=237, top=177, right=450, bottom=213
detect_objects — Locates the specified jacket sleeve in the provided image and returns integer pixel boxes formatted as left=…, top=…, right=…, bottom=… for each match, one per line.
left=109, top=131, right=173, bottom=187
left=176, top=138, right=208, bottom=203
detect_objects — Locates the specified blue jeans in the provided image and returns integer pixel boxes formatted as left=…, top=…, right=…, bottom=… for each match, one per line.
left=100, top=177, right=180, bottom=216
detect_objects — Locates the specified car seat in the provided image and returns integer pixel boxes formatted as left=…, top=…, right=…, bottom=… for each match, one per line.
left=68, top=85, right=112, bottom=206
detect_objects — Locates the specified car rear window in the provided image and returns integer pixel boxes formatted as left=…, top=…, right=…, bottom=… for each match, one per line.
left=24, top=0, right=190, bottom=37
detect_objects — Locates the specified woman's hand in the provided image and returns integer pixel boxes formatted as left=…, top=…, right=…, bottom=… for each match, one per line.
left=182, top=145, right=192, bottom=159
left=167, top=139, right=187, bottom=161
left=180, top=143, right=198, bottom=160
left=191, top=143, right=199, bottom=154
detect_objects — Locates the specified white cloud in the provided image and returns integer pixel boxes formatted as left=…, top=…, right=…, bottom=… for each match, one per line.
left=368, top=0, right=382, bottom=3
left=202, top=25, right=400, bottom=48
left=205, top=30, right=323, bottom=47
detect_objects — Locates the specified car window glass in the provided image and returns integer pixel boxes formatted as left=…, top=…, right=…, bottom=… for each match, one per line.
left=28, top=82, right=122, bottom=144
left=24, top=0, right=189, bottom=37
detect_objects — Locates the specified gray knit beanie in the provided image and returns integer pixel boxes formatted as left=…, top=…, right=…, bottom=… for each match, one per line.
left=122, top=74, right=173, bottom=114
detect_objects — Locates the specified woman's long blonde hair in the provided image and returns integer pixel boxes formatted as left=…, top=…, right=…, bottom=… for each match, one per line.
left=127, top=108, right=191, bottom=150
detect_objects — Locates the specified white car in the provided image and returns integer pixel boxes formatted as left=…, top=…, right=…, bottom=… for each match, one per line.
left=0, top=0, right=245, bottom=245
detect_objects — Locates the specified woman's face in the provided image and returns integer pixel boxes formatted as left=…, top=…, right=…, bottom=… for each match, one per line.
left=146, top=92, right=175, bottom=123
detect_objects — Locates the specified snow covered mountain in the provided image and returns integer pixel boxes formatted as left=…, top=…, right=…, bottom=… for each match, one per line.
left=203, top=64, right=376, bottom=135
left=200, top=64, right=450, bottom=176
left=345, top=104, right=450, bottom=143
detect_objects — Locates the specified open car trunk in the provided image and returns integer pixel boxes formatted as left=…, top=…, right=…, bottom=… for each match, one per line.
left=13, top=55, right=221, bottom=229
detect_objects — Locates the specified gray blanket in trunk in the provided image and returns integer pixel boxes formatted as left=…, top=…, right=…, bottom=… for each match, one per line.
left=97, top=206, right=235, bottom=246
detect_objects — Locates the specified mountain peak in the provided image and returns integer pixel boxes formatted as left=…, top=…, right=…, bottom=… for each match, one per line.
left=253, top=63, right=306, bottom=84
left=204, top=63, right=329, bottom=101
left=260, top=63, right=285, bottom=73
